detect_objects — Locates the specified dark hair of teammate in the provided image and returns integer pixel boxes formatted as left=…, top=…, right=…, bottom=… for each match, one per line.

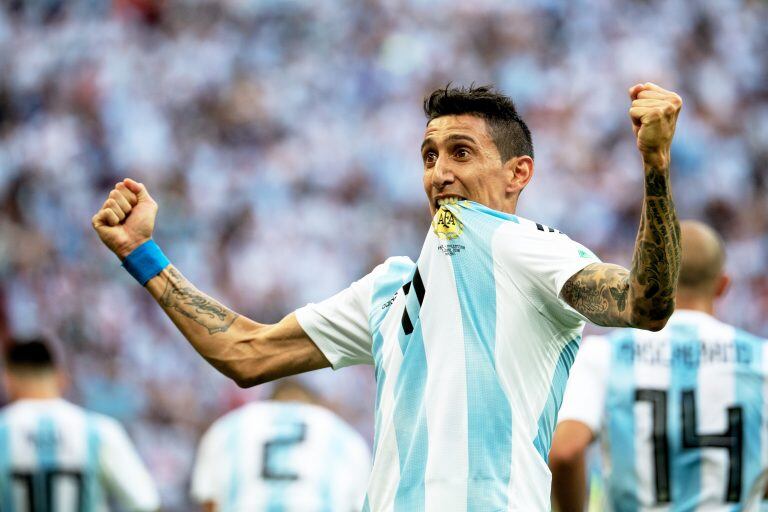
left=4, top=337, right=57, bottom=373
left=423, top=85, right=534, bottom=162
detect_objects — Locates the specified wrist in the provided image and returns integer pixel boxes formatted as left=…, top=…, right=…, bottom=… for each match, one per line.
left=641, top=150, right=670, bottom=171
left=121, top=239, right=170, bottom=286
left=115, top=238, right=150, bottom=261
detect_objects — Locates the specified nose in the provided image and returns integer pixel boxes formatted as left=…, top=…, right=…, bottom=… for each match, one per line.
left=432, top=157, right=455, bottom=190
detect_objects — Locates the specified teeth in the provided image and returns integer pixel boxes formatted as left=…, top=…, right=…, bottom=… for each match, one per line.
left=437, top=197, right=461, bottom=206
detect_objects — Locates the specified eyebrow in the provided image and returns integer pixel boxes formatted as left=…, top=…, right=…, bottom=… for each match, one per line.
left=420, top=134, right=479, bottom=152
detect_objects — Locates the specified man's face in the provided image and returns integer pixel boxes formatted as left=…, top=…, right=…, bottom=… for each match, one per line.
left=421, top=114, right=512, bottom=216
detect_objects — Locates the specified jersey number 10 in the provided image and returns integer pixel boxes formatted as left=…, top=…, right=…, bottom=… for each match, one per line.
left=9, top=469, right=84, bottom=511
left=635, top=388, right=743, bottom=504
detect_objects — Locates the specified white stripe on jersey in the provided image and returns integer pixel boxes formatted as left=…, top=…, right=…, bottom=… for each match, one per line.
left=420, top=241, right=468, bottom=511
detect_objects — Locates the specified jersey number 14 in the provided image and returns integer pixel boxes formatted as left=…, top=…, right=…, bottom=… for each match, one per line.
left=635, top=388, right=743, bottom=504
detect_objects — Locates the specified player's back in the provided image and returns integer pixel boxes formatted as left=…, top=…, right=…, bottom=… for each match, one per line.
left=191, top=400, right=372, bottom=512
left=597, top=310, right=768, bottom=511
left=0, top=398, right=159, bottom=512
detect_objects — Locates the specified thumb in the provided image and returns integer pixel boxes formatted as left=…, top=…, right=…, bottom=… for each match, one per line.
left=123, top=178, right=154, bottom=203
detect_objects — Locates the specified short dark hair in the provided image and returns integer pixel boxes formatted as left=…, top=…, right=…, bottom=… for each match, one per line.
left=4, top=337, right=57, bottom=371
left=423, top=85, right=534, bottom=162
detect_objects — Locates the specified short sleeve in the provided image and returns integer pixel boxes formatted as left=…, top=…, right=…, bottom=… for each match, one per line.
left=499, top=225, right=601, bottom=326
left=190, top=422, right=222, bottom=503
left=99, top=418, right=160, bottom=511
left=557, top=336, right=611, bottom=434
left=296, top=258, right=409, bottom=370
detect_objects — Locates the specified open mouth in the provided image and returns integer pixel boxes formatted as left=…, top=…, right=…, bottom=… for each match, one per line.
left=434, top=195, right=466, bottom=209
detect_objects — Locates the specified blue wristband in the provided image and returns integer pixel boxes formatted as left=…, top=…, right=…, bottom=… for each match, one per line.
left=122, top=240, right=170, bottom=286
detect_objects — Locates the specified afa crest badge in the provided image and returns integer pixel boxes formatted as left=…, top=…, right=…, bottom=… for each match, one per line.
left=432, top=205, right=463, bottom=240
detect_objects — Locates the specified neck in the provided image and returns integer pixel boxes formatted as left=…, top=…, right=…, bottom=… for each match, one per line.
left=8, top=377, right=61, bottom=401
left=674, top=291, right=715, bottom=316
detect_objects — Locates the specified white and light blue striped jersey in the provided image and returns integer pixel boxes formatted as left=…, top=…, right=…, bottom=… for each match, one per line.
left=190, top=400, right=372, bottom=512
left=296, top=200, right=601, bottom=511
left=0, top=398, right=159, bottom=512
left=558, top=310, right=768, bottom=511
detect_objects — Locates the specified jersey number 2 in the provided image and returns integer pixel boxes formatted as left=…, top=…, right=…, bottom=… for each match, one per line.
left=261, top=422, right=307, bottom=481
left=635, top=388, right=743, bottom=504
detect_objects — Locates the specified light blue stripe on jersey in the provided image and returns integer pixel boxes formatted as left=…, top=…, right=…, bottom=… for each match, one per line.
left=733, top=329, right=764, bottom=509
left=668, top=322, right=701, bottom=510
left=369, top=258, right=415, bottom=473
left=84, top=415, right=101, bottom=512
left=265, top=408, right=303, bottom=512
left=0, top=413, right=11, bottom=512
left=450, top=203, right=512, bottom=511
left=226, top=413, right=242, bottom=511
left=533, top=337, right=580, bottom=462
left=607, top=330, right=638, bottom=512
left=393, top=282, right=429, bottom=511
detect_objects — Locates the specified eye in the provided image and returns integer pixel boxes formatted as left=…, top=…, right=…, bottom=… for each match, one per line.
left=454, top=147, right=470, bottom=159
left=423, top=151, right=437, bottom=165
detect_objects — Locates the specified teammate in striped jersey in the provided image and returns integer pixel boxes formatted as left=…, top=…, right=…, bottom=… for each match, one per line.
left=550, top=220, right=768, bottom=511
left=190, top=380, right=371, bottom=512
left=93, top=82, right=683, bottom=510
left=0, top=338, right=159, bottom=512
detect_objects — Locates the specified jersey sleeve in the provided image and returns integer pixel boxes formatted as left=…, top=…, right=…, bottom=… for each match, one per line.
left=502, top=227, right=601, bottom=327
left=98, top=418, right=160, bottom=511
left=295, top=257, right=408, bottom=369
left=557, top=336, right=611, bottom=434
left=190, top=421, right=223, bottom=503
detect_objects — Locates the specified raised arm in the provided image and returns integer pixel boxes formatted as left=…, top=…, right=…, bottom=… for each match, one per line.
left=561, top=83, right=682, bottom=330
left=91, top=178, right=330, bottom=387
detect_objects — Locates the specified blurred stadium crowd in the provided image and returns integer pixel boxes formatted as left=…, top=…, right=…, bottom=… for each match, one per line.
left=0, top=0, right=766, bottom=508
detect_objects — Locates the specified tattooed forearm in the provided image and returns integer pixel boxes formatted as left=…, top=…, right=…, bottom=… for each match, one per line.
left=159, top=267, right=239, bottom=334
left=562, top=167, right=680, bottom=329
left=629, top=167, right=681, bottom=324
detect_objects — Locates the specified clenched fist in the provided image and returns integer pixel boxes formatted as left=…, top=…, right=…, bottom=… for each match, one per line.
left=629, top=82, right=682, bottom=168
left=92, top=178, right=158, bottom=259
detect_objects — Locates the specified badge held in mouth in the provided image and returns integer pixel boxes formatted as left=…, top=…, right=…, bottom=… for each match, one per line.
left=432, top=200, right=464, bottom=240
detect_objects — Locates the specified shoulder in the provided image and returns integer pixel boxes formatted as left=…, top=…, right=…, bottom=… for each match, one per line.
left=87, top=410, right=129, bottom=439
left=209, top=402, right=257, bottom=431
left=369, top=256, right=416, bottom=280
left=494, top=215, right=598, bottom=259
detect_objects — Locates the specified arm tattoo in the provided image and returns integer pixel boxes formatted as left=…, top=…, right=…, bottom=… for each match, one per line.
left=159, top=267, right=239, bottom=334
left=561, top=263, right=632, bottom=327
left=630, top=167, right=681, bottom=322
left=562, top=166, right=680, bottom=328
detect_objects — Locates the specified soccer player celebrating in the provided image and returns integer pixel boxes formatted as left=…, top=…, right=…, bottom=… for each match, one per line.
left=0, top=338, right=159, bottom=511
left=550, top=220, right=768, bottom=511
left=92, top=82, right=682, bottom=510
left=191, top=379, right=371, bottom=511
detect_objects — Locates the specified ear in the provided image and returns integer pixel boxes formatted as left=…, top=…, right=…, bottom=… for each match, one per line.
left=714, top=273, right=730, bottom=300
left=505, top=156, right=534, bottom=196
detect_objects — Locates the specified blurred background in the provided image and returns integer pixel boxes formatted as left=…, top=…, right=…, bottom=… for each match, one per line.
left=0, top=0, right=766, bottom=508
